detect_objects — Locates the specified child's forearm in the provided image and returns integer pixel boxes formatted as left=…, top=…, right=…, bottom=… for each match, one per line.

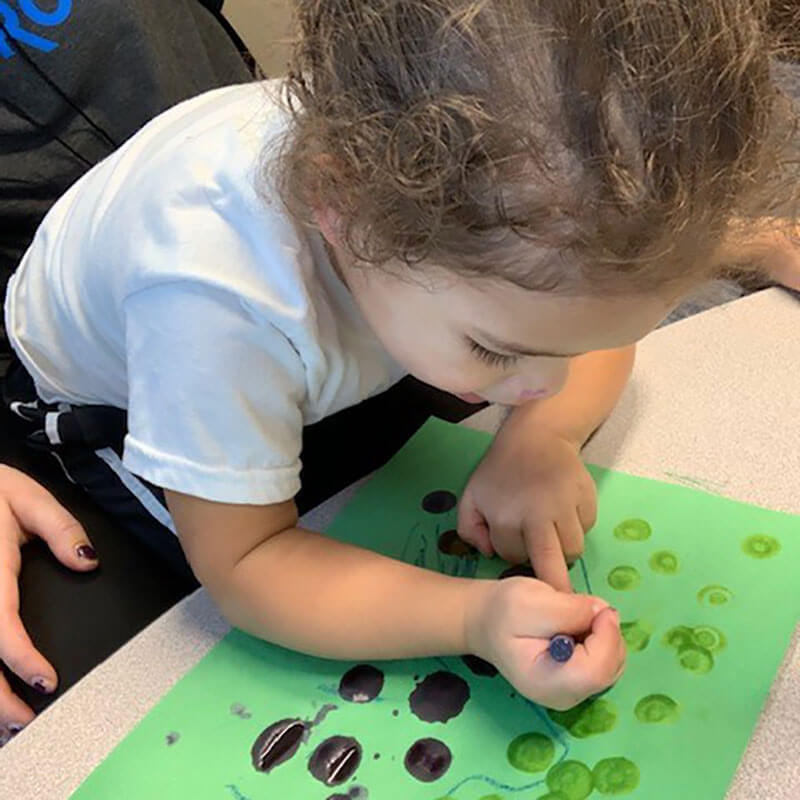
left=505, top=345, right=635, bottom=447
left=209, top=526, right=489, bottom=660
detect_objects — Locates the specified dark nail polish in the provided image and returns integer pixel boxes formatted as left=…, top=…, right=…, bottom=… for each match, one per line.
left=8, top=723, right=24, bottom=734
left=32, top=679, right=49, bottom=694
left=76, top=544, right=97, bottom=560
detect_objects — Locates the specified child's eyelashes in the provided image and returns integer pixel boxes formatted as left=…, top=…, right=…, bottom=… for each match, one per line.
left=467, top=339, right=520, bottom=369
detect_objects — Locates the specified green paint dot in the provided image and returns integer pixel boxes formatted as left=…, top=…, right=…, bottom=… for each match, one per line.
left=697, top=584, right=733, bottom=607
left=621, top=620, right=652, bottom=652
left=692, top=625, right=727, bottom=653
left=662, top=625, right=694, bottom=651
left=678, top=644, right=714, bottom=674
left=537, top=795, right=570, bottom=800
left=593, top=757, right=640, bottom=795
left=546, top=760, right=594, bottom=800
left=648, top=550, right=679, bottom=574
left=607, top=566, right=641, bottom=591
left=548, top=698, right=618, bottom=738
left=613, top=519, right=652, bottom=541
left=742, top=534, right=781, bottom=559
left=479, top=795, right=504, bottom=800
left=507, top=732, right=555, bottom=773
left=634, top=694, right=680, bottom=724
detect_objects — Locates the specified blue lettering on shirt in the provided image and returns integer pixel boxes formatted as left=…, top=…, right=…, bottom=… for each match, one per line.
left=0, top=0, right=73, bottom=59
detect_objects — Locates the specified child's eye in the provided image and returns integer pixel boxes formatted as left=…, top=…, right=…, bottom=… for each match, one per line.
left=468, top=339, right=520, bottom=369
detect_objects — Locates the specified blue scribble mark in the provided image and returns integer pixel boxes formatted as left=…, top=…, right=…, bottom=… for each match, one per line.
left=224, top=785, right=252, bottom=800
left=0, top=0, right=72, bottom=59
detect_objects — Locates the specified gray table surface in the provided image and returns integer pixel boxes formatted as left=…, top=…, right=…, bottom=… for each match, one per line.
left=1, top=288, right=798, bottom=799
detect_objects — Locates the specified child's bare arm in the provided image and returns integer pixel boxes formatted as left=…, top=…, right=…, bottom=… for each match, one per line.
left=167, top=490, right=623, bottom=708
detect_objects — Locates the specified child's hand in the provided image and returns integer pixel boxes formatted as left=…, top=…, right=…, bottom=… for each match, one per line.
left=458, top=427, right=596, bottom=591
left=466, top=577, right=624, bottom=709
left=0, top=466, right=98, bottom=736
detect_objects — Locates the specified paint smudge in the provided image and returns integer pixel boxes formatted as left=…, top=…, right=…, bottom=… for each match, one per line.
left=697, top=584, right=733, bottom=607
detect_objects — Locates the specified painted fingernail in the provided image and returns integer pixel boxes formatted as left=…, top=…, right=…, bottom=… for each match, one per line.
left=76, top=544, right=97, bottom=560
left=8, top=723, right=24, bottom=734
left=31, top=677, right=51, bottom=694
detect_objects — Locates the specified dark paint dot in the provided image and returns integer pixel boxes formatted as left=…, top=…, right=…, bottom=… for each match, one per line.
left=438, top=529, right=478, bottom=557
left=165, top=732, right=180, bottom=746
left=339, top=664, right=385, bottom=703
left=308, top=735, right=363, bottom=786
left=421, top=490, right=457, bottom=514
left=251, top=718, right=308, bottom=773
left=392, top=710, right=399, bottom=717
left=409, top=671, right=471, bottom=723
left=499, top=564, right=536, bottom=579
left=461, top=654, right=499, bottom=677
left=404, top=737, right=453, bottom=783
left=373, top=753, right=381, bottom=759
left=326, top=795, right=349, bottom=800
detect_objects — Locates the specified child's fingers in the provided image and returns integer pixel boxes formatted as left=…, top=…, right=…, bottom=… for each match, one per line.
left=510, top=582, right=606, bottom=638
left=0, top=669, right=34, bottom=731
left=523, top=521, right=571, bottom=592
left=456, top=494, right=494, bottom=557
left=564, top=607, right=626, bottom=696
left=555, top=510, right=584, bottom=564
left=0, top=467, right=98, bottom=570
left=577, top=494, right=597, bottom=532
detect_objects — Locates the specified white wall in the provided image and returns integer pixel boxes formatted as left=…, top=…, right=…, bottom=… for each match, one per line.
left=223, top=0, right=293, bottom=77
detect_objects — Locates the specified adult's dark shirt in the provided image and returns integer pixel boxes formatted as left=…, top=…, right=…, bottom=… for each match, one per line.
left=0, top=0, right=253, bottom=372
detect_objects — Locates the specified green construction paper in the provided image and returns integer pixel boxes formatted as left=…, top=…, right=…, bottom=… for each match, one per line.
left=72, top=418, right=800, bottom=800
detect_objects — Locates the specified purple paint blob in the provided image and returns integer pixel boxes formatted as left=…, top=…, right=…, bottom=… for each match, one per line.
left=409, top=671, right=471, bottom=723
left=404, top=737, right=453, bottom=782
left=421, top=490, right=457, bottom=514
left=308, top=735, right=362, bottom=786
left=251, top=718, right=308, bottom=773
left=338, top=664, right=385, bottom=703
left=461, top=653, right=499, bottom=677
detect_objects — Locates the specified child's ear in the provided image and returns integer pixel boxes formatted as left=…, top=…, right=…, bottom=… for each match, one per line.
left=312, top=205, right=343, bottom=250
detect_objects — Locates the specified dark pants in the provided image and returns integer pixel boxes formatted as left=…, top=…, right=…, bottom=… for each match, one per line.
left=0, top=355, right=478, bottom=714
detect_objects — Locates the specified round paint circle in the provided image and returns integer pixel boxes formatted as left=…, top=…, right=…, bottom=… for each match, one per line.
left=338, top=664, right=385, bottom=703
left=421, top=490, right=457, bottom=514
left=592, top=757, right=640, bottom=795
left=438, top=529, right=478, bottom=556
left=408, top=671, right=471, bottom=723
left=546, top=759, right=594, bottom=799
left=404, top=738, right=452, bottom=782
left=308, top=736, right=362, bottom=786
left=507, top=732, right=555, bottom=773
left=634, top=694, right=679, bottom=724
left=607, top=566, right=641, bottom=591
left=613, top=519, right=652, bottom=541
left=691, top=625, right=726, bottom=653
left=677, top=645, right=714, bottom=674
left=741, top=534, right=780, bottom=559
left=648, top=550, right=679, bottom=574
left=697, top=584, right=733, bottom=607
left=620, top=620, right=651, bottom=652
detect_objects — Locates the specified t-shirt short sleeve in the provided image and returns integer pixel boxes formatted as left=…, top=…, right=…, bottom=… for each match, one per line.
left=121, top=280, right=307, bottom=504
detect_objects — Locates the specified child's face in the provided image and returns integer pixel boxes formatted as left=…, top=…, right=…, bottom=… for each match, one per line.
left=338, top=254, right=673, bottom=406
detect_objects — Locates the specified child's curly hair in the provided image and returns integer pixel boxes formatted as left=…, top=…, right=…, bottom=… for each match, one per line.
left=276, top=0, right=800, bottom=295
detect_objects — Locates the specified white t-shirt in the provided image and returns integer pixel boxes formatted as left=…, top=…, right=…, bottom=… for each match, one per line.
left=4, top=81, right=405, bottom=504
